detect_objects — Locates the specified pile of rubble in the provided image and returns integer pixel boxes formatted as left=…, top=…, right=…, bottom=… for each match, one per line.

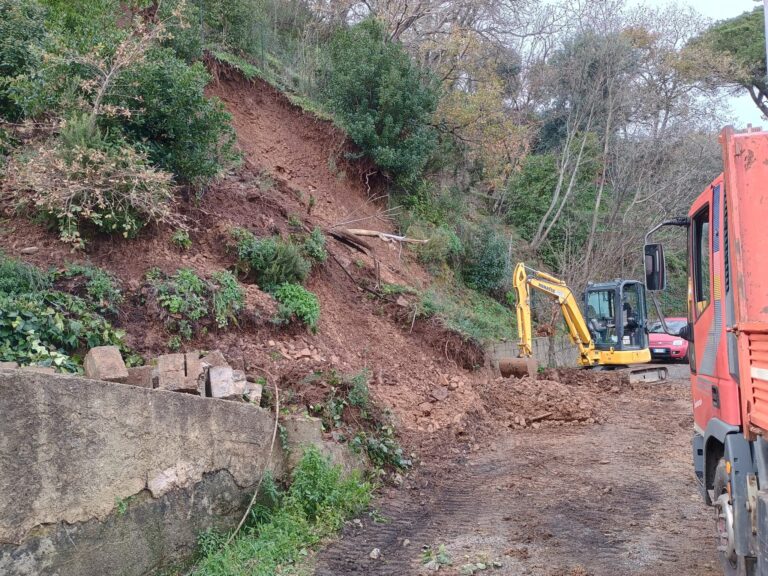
left=0, top=346, right=263, bottom=404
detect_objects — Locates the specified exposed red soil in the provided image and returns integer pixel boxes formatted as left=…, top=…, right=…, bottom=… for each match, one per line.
left=0, top=68, right=494, bottom=454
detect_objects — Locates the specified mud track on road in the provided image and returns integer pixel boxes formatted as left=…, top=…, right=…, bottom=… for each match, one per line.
left=314, top=377, right=721, bottom=576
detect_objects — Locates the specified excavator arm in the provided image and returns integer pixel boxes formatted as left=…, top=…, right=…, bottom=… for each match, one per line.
left=511, top=263, right=595, bottom=364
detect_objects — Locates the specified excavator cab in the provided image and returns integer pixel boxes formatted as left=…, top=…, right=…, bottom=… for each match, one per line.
left=584, top=280, right=649, bottom=352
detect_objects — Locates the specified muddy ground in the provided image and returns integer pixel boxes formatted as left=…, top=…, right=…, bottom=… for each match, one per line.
left=314, top=367, right=721, bottom=576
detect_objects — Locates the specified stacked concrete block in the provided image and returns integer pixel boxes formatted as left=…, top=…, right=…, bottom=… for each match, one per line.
left=84, top=346, right=129, bottom=383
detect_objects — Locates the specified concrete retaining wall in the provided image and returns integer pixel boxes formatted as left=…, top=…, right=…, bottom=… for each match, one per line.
left=0, top=371, right=353, bottom=576
left=487, top=335, right=579, bottom=370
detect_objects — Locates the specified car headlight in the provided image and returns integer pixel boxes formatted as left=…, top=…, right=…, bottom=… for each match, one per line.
left=672, top=339, right=684, bottom=346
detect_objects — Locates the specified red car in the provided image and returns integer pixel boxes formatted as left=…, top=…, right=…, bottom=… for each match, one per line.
left=648, top=317, right=689, bottom=362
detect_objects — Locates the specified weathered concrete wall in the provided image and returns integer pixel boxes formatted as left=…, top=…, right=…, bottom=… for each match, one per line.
left=0, top=371, right=288, bottom=576
left=487, top=335, right=579, bottom=370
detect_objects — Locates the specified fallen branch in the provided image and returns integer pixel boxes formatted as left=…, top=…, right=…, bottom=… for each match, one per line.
left=343, top=228, right=429, bottom=244
left=530, top=412, right=553, bottom=423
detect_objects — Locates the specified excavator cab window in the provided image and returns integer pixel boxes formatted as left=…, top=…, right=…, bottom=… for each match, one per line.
left=621, top=283, right=643, bottom=349
left=586, top=289, right=615, bottom=349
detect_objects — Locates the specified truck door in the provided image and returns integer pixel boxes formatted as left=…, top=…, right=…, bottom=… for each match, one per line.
left=690, top=203, right=715, bottom=430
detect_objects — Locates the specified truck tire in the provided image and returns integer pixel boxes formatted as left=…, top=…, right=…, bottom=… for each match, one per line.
left=714, top=459, right=757, bottom=576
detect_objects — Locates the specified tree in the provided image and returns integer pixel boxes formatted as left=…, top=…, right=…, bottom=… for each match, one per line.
left=325, top=18, right=438, bottom=185
left=686, top=7, right=768, bottom=117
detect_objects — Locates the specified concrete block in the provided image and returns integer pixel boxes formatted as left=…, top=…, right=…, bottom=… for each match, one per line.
left=185, top=353, right=204, bottom=394
left=125, top=366, right=153, bottom=388
left=156, top=354, right=196, bottom=393
left=245, top=381, right=263, bottom=405
left=201, top=349, right=228, bottom=368
left=209, top=366, right=245, bottom=400
left=0, top=362, right=19, bottom=370
left=84, top=346, right=128, bottom=383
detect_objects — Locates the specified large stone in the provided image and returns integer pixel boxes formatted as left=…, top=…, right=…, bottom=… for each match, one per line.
left=83, top=346, right=128, bottom=383
left=201, top=349, right=228, bottom=368
left=245, top=380, right=263, bottom=405
left=125, top=366, right=153, bottom=388
left=156, top=354, right=196, bottom=393
left=209, top=366, right=245, bottom=400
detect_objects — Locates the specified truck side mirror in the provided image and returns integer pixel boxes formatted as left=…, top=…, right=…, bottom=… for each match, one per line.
left=678, top=323, right=692, bottom=342
left=644, top=243, right=666, bottom=291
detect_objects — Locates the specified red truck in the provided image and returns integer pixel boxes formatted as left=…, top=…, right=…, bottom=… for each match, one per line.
left=645, top=126, right=768, bottom=575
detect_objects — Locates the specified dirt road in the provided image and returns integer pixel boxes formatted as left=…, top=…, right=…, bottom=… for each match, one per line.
left=314, top=370, right=721, bottom=576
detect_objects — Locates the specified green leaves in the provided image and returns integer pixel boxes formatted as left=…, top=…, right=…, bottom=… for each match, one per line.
left=273, top=283, right=320, bottom=333
left=325, top=19, right=438, bottom=185
left=230, top=228, right=311, bottom=291
left=147, top=268, right=245, bottom=341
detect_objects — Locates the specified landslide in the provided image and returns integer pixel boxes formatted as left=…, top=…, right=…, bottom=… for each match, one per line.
left=0, top=66, right=492, bottom=453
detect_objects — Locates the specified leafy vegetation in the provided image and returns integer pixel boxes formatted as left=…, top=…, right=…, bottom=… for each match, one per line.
left=147, top=268, right=244, bottom=342
left=325, top=19, right=438, bottom=185
left=231, top=228, right=311, bottom=291
left=415, top=282, right=517, bottom=345
left=193, top=447, right=372, bottom=576
left=302, top=227, right=328, bottom=264
left=54, top=263, right=123, bottom=315
left=0, top=253, right=127, bottom=371
left=171, top=229, right=192, bottom=251
left=306, top=369, right=412, bottom=470
left=5, top=120, right=177, bottom=248
left=273, top=283, right=320, bottom=333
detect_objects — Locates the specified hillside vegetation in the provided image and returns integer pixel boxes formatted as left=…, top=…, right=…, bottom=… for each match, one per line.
left=0, top=0, right=735, bottom=334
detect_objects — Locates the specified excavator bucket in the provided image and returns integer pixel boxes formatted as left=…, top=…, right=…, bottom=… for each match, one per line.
left=499, top=357, right=538, bottom=378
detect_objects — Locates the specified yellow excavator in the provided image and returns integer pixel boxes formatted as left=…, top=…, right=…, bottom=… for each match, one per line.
left=501, top=263, right=667, bottom=382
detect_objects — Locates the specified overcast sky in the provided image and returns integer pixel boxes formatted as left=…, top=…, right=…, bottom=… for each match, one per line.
left=628, top=0, right=764, bottom=127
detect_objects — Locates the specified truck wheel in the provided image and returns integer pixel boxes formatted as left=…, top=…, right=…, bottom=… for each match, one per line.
left=714, top=459, right=756, bottom=576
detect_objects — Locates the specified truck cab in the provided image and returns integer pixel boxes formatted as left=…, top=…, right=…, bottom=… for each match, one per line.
left=645, top=127, right=768, bottom=576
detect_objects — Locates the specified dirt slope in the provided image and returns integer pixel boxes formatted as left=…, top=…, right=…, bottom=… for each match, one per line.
left=0, top=68, right=489, bottom=451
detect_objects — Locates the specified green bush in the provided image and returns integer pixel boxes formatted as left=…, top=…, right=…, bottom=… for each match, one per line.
left=0, top=289, right=126, bottom=372
left=302, top=227, right=328, bottom=264
left=415, top=283, right=516, bottom=345
left=171, top=229, right=192, bottom=250
left=459, top=225, right=509, bottom=295
left=231, top=228, right=311, bottom=290
left=106, top=48, right=237, bottom=190
left=273, top=283, right=320, bottom=332
left=325, top=19, right=438, bottom=185
left=5, top=122, right=177, bottom=247
left=0, top=0, right=48, bottom=120
left=410, top=222, right=462, bottom=269
left=193, top=447, right=372, bottom=576
left=210, top=270, right=245, bottom=329
left=147, top=268, right=244, bottom=341
left=351, top=427, right=412, bottom=470
left=0, top=253, right=51, bottom=295
left=56, top=263, right=123, bottom=315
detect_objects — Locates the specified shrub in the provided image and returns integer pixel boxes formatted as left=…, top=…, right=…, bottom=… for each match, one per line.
left=4, top=122, right=177, bottom=247
left=231, top=228, right=311, bottom=290
left=0, top=0, right=48, bottom=120
left=325, top=19, right=438, bottom=185
left=302, top=227, right=327, bottom=264
left=0, top=289, right=126, bottom=372
left=106, top=48, right=237, bottom=190
left=0, top=252, right=51, bottom=295
left=459, top=225, right=509, bottom=295
left=55, top=263, right=123, bottom=315
left=210, top=270, right=245, bottom=329
left=273, top=283, right=320, bottom=333
left=193, top=447, right=371, bottom=576
left=351, top=427, right=412, bottom=470
left=171, top=229, right=192, bottom=250
left=409, top=222, right=462, bottom=269
left=147, top=267, right=245, bottom=340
